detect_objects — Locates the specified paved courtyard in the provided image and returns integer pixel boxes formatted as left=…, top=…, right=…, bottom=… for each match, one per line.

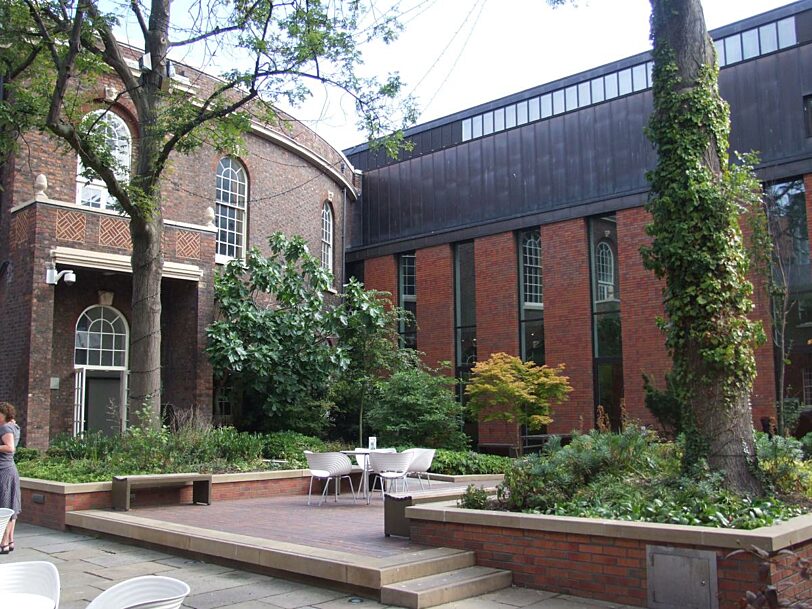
left=4, top=523, right=639, bottom=609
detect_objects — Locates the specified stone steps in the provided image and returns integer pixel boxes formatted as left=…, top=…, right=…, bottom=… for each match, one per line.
left=381, top=566, right=514, bottom=609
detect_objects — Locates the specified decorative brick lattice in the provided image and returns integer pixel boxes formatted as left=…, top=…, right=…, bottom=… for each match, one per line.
left=175, top=230, right=201, bottom=260
left=56, top=210, right=87, bottom=243
left=99, top=217, right=130, bottom=249
left=10, top=209, right=33, bottom=247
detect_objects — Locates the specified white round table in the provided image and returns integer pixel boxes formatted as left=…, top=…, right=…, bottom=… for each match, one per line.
left=5, top=592, right=54, bottom=609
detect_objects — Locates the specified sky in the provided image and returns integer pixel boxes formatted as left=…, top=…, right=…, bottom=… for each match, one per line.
left=119, top=0, right=794, bottom=152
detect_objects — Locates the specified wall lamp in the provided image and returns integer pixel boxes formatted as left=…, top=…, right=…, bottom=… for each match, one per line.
left=45, top=262, right=76, bottom=286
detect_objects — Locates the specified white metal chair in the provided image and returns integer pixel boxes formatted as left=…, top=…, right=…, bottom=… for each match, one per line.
left=85, top=575, right=190, bottom=609
left=0, top=507, right=13, bottom=542
left=304, top=451, right=357, bottom=506
left=367, top=451, right=414, bottom=503
left=403, top=448, right=436, bottom=489
left=0, top=560, right=60, bottom=609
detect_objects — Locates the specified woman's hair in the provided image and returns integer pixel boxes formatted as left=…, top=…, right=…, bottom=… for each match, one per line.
left=0, top=402, right=16, bottom=421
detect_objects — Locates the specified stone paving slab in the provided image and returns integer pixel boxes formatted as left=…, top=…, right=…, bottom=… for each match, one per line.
left=1, top=524, right=639, bottom=609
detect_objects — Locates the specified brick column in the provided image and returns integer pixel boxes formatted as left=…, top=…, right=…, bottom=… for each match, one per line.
left=363, top=255, right=398, bottom=300
left=541, top=218, right=593, bottom=434
left=616, top=207, right=669, bottom=426
left=475, top=232, right=521, bottom=447
left=415, top=245, right=454, bottom=370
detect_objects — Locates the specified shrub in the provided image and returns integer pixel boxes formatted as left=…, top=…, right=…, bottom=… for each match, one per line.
left=367, top=367, right=468, bottom=450
left=642, top=373, right=683, bottom=437
left=755, top=432, right=811, bottom=495
left=429, top=449, right=512, bottom=476
left=458, top=485, right=489, bottom=510
left=13, top=447, right=39, bottom=462
left=801, top=433, right=812, bottom=460
left=263, top=431, right=327, bottom=467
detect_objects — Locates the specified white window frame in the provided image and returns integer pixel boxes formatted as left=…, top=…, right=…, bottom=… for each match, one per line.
left=75, top=111, right=132, bottom=210
left=595, top=241, right=615, bottom=302
left=521, top=231, right=543, bottom=309
left=215, top=157, right=249, bottom=263
left=321, top=202, right=334, bottom=274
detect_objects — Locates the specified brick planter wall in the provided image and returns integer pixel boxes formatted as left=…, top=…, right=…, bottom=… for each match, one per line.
left=408, top=505, right=812, bottom=609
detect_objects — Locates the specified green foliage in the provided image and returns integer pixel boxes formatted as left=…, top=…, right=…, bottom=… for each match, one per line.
left=458, top=485, right=489, bottom=510
left=262, top=431, right=329, bottom=468
left=367, top=365, right=468, bottom=450
left=801, top=433, right=812, bottom=460
left=755, top=432, right=811, bottom=495
left=493, top=428, right=806, bottom=529
left=465, top=353, right=572, bottom=434
left=429, top=450, right=513, bottom=476
left=13, top=447, right=40, bottom=463
left=207, top=233, right=341, bottom=434
left=642, top=373, right=683, bottom=437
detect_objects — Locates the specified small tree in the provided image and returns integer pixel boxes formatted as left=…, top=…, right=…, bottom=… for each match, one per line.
left=465, top=352, right=572, bottom=449
left=207, top=233, right=339, bottom=434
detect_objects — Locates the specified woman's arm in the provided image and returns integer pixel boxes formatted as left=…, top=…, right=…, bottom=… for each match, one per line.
left=0, top=432, right=14, bottom=453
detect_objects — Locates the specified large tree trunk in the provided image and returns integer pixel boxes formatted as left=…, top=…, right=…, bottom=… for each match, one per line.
left=648, top=0, right=762, bottom=495
left=128, top=214, right=163, bottom=424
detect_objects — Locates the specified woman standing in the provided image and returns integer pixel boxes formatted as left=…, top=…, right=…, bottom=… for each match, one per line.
left=0, top=402, right=21, bottom=553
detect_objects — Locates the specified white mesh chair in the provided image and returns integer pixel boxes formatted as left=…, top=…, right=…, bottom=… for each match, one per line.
left=0, top=507, right=13, bottom=542
left=0, top=560, right=60, bottom=609
left=86, top=575, right=190, bottom=609
left=403, top=448, right=436, bottom=489
left=304, top=451, right=357, bottom=506
left=367, top=451, right=414, bottom=503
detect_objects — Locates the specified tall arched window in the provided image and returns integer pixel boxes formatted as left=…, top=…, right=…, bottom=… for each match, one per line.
left=521, top=231, right=542, bottom=306
left=74, top=305, right=129, bottom=368
left=76, top=111, right=132, bottom=210
left=215, top=158, right=248, bottom=259
left=595, top=241, right=615, bottom=302
left=321, top=202, right=334, bottom=274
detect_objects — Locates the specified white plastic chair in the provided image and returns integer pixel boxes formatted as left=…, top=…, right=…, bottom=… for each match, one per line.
left=0, top=560, right=60, bottom=609
left=0, top=507, right=13, bottom=542
left=304, top=451, right=357, bottom=506
left=368, top=451, right=414, bottom=503
left=403, top=448, right=436, bottom=489
left=86, top=575, right=190, bottom=609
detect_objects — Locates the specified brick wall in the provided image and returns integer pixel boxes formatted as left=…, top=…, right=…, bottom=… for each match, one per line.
left=541, top=219, right=593, bottom=433
left=475, top=232, right=521, bottom=446
left=616, top=207, right=667, bottom=426
left=416, top=245, right=455, bottom=370
left=362, top=254, right=398, bottom=298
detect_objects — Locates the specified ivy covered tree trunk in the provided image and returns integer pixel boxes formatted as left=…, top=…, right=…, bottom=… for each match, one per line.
left=645, top=0, right=763, bottom=495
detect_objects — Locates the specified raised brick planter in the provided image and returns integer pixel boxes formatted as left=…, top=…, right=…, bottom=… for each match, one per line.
left=20, top=469, right=319, bottom=530
left=407, top=502, right=812, bottom=609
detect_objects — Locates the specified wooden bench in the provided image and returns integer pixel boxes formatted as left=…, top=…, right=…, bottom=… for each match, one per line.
left=111, top=473, right=213, bottom=511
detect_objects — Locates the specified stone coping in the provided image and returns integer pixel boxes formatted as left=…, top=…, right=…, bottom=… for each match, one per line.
left=425, top=474, right=504, bottom=483
left=405, top=501, right=812, bottom=553
left=21, top=469, right=311, bottom=494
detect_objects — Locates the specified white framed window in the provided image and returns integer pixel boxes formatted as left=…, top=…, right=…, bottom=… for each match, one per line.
left=215, top=157, right=248, bottom=260
left=595, top=241, right=615, bottom=302
left=804, top=369, right=812, bottom=406
left=76, top=111, right=131, bottom=210
left=321, top=202, right=334, bottom=274
left=74, top=305, right=129, bottom=369
left=521, top=231, right=543, bottom=308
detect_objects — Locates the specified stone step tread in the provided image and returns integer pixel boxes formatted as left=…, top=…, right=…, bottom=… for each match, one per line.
left=378, top=549, right=476, bottom=585
left=380, top=566, right=513, bottom=609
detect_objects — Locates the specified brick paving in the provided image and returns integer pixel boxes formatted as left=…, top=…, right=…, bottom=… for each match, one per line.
left=3, top=524, right=638, bottom=609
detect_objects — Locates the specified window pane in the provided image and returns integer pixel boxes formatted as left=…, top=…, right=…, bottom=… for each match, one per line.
left=505, top=105, right=517, bottom=128
left=522, top=318, right=545, bottom=366
left=725, top=35, right=742, bottom=64
left=595, top=311, right=622, bottom=358
left=778, top=17, right=796, bottom=49
left=604, top=73, right=618, bottom=99
left=493, top=108, right=505, bottom=132
left=714, top=38, right=726, bottom=66
left=482, top=111, right=494, bottom=136
left=471, top=115, right=482, bottom=138
left=759, top=23, right=778, bottom=54
left=742, top=29, right=759, bottom=59
left=618, top=69, right=632, bottom=95
left=462, top=118, right=472, bottom=141
left=541, top=94, right=553, bottom=118
left=646, top=62, right=654, bottom=87
left=565, top=86, right=578, bottom=111
left=528, top=97, right=540, bottom=122
left=632, top=64, right=647, bottom=92
left=578, top=81, right=591, bottom=107
left=591, top=78, right=604, bottom=103
left=516, top=100, right=528, bottom=125
left=552, top=90, right=565, bottom=114
left=455, top=242, right=476, bottom=328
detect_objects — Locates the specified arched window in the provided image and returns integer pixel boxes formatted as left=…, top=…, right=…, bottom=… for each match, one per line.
left=321, top=202, right=333, bottom=274
left=215, top=157, right=248, bottom=259
left=595, top=241, right=615, bottom=302
left=521, top=231, right=542, bottom=306
left=76, top=111, right=132, bottom=210
left=74, top=305, right=129, bottom=368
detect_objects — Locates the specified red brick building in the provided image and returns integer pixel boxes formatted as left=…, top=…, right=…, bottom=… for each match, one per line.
left=0, top=49, right=357, bottom=449
left=344, top=2, right=812, bottom=451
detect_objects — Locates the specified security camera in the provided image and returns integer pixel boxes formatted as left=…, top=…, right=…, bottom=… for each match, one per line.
left=45, top=264, right=78, bottom=286
left=63, top=271, right=77, bottom=285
